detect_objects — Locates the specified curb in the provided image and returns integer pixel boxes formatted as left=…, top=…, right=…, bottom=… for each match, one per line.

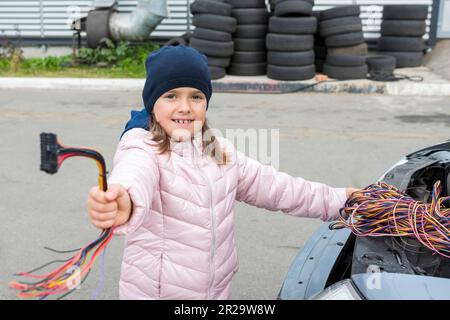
left=385, top=82, right=450, bottom=96
left=0, top=77, right=145, bottom=91
left=0, top=73, right=449, bottom=96
left=212, top=76, right=386, bottom=94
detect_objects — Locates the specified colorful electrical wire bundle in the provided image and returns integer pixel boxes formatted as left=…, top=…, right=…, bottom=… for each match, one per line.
left=9, top=133, right=114, bottom=299
left=334, top=181, right=450, bottom=258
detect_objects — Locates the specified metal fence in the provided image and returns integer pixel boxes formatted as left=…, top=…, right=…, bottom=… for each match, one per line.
left=0, top=0, right=438, bottom=45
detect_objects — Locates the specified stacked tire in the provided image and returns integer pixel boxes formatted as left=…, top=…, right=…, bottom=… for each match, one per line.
left=318, top=5, right=368, bottom=80
left=366, top=55, right=397, bottom=80
left=266, top=0, right=317, bottom=81
left=378, top=5, right=428, bottom=68
left=190, top=0, right=237, bottom=79
left=228, top=0, right=269, bottom=76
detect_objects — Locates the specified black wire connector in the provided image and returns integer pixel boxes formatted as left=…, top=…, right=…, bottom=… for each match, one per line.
left=40, top=132, right=60, bottom=174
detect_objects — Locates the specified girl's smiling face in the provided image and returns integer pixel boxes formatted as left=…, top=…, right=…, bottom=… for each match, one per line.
left=153, top=87, right=207, bottom=141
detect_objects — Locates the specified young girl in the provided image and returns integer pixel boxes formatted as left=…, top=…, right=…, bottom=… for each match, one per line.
left=87, top=45, right=357, bottom=300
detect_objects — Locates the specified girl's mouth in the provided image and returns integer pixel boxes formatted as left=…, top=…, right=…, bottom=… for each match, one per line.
left=172, top=119, right=194, bottom=126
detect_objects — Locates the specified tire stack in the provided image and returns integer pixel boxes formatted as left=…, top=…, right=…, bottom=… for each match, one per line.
left=318, top=5, right=369, bottom=80
left=366, top=55, right=396, bottom=80
left=228, top=0, right=269, bottom=76
left=190, top=0, right=237, bottom=79
left=313, top=11, right=326, bottom=73
left=378, top=5, right=428, bottom=68
left=266, top=0, right=317, bottom=81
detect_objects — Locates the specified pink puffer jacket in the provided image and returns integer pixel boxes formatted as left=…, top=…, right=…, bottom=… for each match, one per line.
left=107, top=128, right=347, bottom=300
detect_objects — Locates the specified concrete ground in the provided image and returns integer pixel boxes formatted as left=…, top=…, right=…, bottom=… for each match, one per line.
left=424, top=39, right=450, bottom=81
left=0, top=89, right=449, bottom=300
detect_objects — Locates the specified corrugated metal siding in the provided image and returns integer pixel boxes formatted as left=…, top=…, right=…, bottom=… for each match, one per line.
left=0, top=0, right=193, bottom=39
left=0, top=1, right=93, bottom=38
left=0, top=0, right=436, bottom=42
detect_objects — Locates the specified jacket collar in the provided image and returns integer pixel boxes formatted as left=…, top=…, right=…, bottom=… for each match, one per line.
left=170, top=131, right=203, bottom=159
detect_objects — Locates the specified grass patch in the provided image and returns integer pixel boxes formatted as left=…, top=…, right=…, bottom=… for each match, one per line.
left=0, top=40, right=159, bottom=78
left=0, top=64, right=146, bottom=78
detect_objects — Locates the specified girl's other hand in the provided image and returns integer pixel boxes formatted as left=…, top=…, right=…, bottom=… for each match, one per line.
left=346, top=187, right=360, bottom=198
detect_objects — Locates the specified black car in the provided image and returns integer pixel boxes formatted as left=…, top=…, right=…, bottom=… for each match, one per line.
left=278, top=140, right=450, bottom=300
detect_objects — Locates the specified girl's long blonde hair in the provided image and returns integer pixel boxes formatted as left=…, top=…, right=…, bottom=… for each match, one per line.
left=147, top=115, right=229, bottom=165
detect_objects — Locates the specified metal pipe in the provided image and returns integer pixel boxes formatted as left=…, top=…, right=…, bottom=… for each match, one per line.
left=108, top=0, right=168, bottom=42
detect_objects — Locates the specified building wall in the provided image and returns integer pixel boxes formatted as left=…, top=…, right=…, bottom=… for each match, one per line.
left=437, top=0, right=450, bottom=37
left=0, top=0, right=439, bottom=44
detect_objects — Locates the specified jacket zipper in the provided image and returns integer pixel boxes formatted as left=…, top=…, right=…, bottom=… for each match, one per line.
left=191, top=139, right=216, bottom=300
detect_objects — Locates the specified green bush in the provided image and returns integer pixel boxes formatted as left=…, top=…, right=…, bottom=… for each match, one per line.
left=21, top=55, right=72, bottom=71
left=0, top=58, right=9, bottom=70
left=77, top=39, right=159, bottom=69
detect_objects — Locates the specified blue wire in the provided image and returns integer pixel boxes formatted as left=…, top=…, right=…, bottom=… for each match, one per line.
left=91, top=241, right=108, bottom=300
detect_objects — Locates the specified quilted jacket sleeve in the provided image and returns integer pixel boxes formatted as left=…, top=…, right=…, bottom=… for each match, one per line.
left=107, top=128, right=159, bottom=236
left=235, top=151, right=347, bottom=221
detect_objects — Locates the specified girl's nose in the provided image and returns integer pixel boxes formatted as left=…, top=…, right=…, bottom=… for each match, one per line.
left=177, top=97, right=192, bottom=113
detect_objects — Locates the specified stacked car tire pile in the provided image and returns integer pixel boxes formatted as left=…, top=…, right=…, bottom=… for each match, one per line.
left=187, top=2, right=429, bottom=81
left=190, top=0, right=237, bottom=79
left=227, top=0, right=269, bottom=76
left=378, top=5, right=428, bottom=68
left=318, top=5, right=368, bottom=80
left=266, top=0, right=317, bottom=80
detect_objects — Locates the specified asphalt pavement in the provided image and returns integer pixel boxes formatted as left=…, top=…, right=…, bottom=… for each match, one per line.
left=0, top=88, right=448, bottom=300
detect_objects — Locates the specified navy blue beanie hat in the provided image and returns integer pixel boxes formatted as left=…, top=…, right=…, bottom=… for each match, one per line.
left=142, top=45, right=212, bottom=115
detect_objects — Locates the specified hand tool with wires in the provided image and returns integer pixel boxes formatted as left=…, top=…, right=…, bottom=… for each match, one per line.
left=9, top=133, right=114, bottom=299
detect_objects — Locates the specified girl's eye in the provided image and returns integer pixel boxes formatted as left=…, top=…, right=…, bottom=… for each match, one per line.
left=192, top=95, right=204, bottom=100
left=165, top=94, right=176, bottom=100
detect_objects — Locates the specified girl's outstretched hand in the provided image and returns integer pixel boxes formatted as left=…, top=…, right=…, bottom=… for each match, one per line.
left=87, top=184, right=132, bottom=230
left=346, top=187, right=360, bottom=198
